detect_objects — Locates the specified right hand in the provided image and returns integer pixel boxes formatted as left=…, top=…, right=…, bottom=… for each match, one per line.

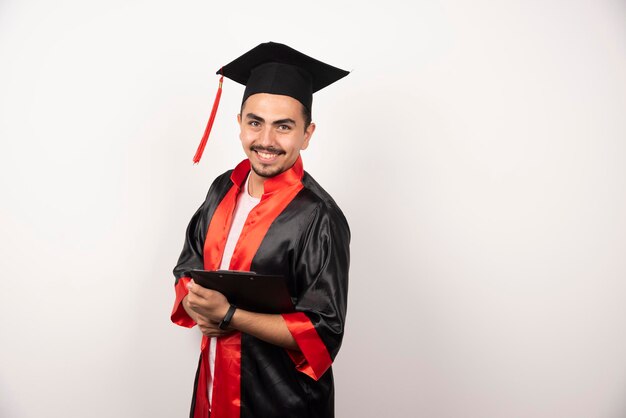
left=183, top=294, right=233, bottom=337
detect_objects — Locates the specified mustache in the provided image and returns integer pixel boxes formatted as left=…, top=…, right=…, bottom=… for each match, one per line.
left=250, top=145, right=285, bottom=154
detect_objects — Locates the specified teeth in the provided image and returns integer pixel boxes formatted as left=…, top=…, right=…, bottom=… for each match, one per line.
left=258, top=151, right=276, bottom=159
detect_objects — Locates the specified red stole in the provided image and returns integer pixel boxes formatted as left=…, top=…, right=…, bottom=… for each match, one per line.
left=194, top=157, right=304, bottom=418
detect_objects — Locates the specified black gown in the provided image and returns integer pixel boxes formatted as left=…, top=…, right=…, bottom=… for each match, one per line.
left=171, top=156, right=350, bottom=418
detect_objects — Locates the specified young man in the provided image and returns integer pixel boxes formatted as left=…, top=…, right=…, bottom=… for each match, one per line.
left=171, top=42, right=350, bottom=418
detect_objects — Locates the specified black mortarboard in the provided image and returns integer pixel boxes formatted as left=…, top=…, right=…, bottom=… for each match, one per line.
left=220, top=42, right=349, bottom=111
left=193, top=42, right=349, bottom=164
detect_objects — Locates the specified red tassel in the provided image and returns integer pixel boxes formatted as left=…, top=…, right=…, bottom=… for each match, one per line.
left=193, top=72, right=224, bottom=164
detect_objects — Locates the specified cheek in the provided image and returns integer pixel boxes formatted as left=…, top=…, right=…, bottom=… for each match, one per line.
left=287, top=135, right=308, bottom=152
left=239, top=127, right=259, bottom=144
left=239, top=130, right=251, bottom=145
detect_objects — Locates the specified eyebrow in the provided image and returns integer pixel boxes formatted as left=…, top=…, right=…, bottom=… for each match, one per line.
left=245, top=113, right=297, bottom=126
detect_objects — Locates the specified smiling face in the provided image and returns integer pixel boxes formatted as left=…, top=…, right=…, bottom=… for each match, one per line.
left=238, top=93, right=315, bottom=183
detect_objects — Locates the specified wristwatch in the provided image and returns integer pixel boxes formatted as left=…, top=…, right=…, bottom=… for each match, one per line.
left=218, top=304, right=237, bottom=330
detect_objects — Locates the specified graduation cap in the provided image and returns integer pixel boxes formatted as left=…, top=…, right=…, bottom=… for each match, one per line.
left=193, top=42, right=349, bottom=164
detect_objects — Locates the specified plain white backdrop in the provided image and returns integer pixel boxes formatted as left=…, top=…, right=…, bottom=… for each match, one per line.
left=1, top=0, right=626, bottom=417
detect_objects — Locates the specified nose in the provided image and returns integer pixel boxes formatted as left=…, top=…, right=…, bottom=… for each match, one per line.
left=258, top=126, right=275, bottom=146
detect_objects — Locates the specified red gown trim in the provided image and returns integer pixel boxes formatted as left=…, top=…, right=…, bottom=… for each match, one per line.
left=196, top=165, right=243, bottom=418
left=196, top=348, right=211, bottom=418
left=171, top=276, right=194, bottom=327
left=282, top=312, right=333, bottom=380
left=195, top=157, right=306, bottom=418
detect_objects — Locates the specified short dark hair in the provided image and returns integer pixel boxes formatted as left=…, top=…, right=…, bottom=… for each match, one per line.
left=240, top=99, right=312, bottom=131
left=302, top=105, right=312, bottom=130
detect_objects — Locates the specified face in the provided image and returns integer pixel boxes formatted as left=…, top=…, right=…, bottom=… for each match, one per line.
left=238, top=93, right=315, bottom=179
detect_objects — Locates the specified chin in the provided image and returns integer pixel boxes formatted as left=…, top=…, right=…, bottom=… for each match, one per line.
left=251, top=163, right=284, bottom=178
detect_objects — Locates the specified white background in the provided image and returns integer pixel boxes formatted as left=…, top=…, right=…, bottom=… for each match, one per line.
left=1, top=1, right=626, bottom=417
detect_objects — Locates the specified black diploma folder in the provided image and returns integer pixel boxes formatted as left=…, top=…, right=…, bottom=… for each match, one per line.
left=187, top=269, right=295, bottom=314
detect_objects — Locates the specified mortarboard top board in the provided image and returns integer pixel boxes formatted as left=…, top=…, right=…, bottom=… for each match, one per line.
left=193, top=41, right=349, bottom=164
left=219, top=41, right=350, bottom=111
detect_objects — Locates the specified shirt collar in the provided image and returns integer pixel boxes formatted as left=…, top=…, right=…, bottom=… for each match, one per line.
left=230, top=156, right=304, bottom=195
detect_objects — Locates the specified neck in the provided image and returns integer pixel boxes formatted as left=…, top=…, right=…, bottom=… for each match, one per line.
left=247, top=171, right=266, bottom=198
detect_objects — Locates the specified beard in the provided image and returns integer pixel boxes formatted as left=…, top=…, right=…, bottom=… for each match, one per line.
left=249, top=145, right=286, bottom=178
left=249, top=160, right=284, bottom=178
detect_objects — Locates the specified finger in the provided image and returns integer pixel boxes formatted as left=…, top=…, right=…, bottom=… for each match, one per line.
left=199, top=328, right=230, bottom=337
left=186, top=292, right=200, bottom=308
left=198, top=324, right=231, bottom=337
left=196, top=316, right=217, bottom=328
left=187, top=280, right=201, bottom=295
left=187, top=289, right=209, bottom=307
left=198, top=318, right=226, bottom=331
left=190, top=283, right=223, bottom=299
left=188, top=283, right=212, bottom=299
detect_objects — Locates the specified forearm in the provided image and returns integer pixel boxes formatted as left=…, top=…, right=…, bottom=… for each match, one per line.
left=230, top=309, right=298, bottom=351
left=185, top=282, right=298, bottom=349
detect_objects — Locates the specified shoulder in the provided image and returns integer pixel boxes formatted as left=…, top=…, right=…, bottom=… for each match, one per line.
left=204, top=169, right=235, bottom=199
left=298, top=171, right=350, bottom=234
left=210, top=169, right=235, bottom=190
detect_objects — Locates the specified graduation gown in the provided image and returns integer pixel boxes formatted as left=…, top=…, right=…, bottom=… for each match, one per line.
left=171, top=156, right=350, bottom=418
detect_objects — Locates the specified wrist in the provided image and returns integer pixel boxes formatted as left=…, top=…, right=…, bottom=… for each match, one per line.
left=219, top=304, right=237, bottom=330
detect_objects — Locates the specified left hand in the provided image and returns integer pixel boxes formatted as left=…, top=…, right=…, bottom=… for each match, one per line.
left=186, top=280, right=230, bottom=323
left=196, top=316, right=234, bottom=337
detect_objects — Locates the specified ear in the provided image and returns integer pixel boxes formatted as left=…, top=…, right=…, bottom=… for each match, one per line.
left=301, top=122, right=316, bottom=151
left=237, top=113, right=243, bottom=141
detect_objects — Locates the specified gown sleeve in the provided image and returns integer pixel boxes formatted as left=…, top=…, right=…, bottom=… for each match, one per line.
left=170, top=198, right=210, bottom=328
left=282, top=202, right=350, bottom=380
left=171, top=172, right=233, bottom=327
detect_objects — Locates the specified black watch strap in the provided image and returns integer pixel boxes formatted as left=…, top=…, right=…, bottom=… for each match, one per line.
left=218, top=304, right=237, bottom=330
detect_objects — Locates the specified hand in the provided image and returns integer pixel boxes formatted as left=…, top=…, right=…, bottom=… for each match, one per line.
left=196, top=316, right=234, bottom=338
left=185, top=280, right=230, bottom=323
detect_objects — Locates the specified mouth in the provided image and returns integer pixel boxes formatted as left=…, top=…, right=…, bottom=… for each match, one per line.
left=251, top=147, right=284, bottom=163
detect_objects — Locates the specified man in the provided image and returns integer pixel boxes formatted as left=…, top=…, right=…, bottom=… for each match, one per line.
left=171, top=42, right=350, bottom=418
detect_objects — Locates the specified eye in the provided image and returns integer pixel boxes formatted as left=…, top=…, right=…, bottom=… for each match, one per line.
left=277, top=124, right=292, bottom=131
left=248, top=120, right=261, bottom=127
